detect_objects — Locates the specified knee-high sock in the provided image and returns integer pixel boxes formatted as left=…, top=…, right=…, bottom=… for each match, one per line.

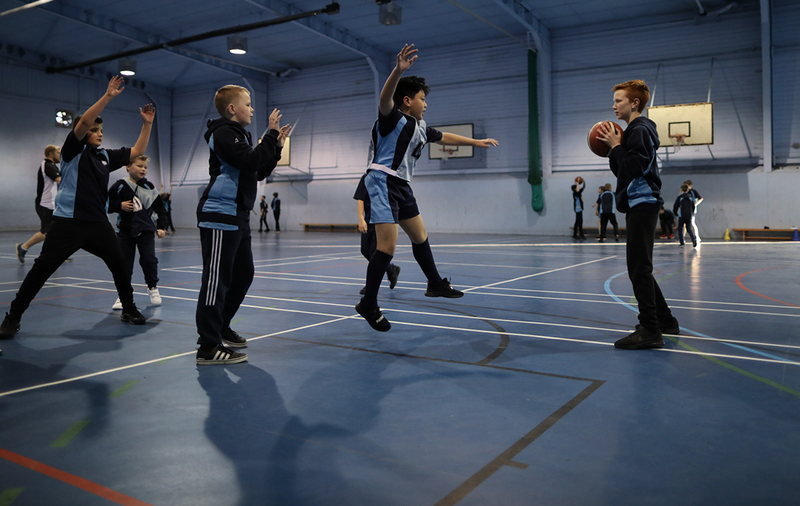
left=412, top=239, right=442, bottom=285
left=363, top=250, right=393, bottom=308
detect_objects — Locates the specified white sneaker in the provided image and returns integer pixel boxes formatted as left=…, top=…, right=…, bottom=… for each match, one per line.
left=112, top=298, right=123, bottom=310
left=148, top=287, right=162, bottom=305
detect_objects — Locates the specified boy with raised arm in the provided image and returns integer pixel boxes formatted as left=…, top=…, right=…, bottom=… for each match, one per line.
left=355, top=44, right=499, bottom=332
left=1, top=76, right=153, bottom=340
left=194, top=85, right=290, bottom=365
left=597, top=80, right=680, bottom=349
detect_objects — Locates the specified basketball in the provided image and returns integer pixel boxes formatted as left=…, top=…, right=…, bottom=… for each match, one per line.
left=575, top=176, right=584, bottom=184
left=588, top=121, right=624, bottom=157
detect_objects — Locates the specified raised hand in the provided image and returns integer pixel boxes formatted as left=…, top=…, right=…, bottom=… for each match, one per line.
left=106, top=75, right=126, bottom=98
left=396, top=44, right=418, bottom=72
left=475, top=138, right=499, bottom=148
left=139, top=103, right=155, bottom=124
left=277, top=124, right=292, bottom=146
left=269, top=108, right=282, bottom=131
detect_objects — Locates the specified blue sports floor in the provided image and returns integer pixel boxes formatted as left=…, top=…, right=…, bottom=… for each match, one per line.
left=1, top=229, right=799, bottom=505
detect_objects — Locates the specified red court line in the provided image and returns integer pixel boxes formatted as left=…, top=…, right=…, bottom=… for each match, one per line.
left=735, top=267, right=800, bottom=308
left=0, top=447, right=154, bottom=506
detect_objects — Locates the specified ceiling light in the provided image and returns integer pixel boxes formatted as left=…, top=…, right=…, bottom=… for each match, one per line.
left=378, top=1, right=402, bottom=25
left=119, top=58, right=136, bottom=76
left=228, top=35, right=248, bottom=55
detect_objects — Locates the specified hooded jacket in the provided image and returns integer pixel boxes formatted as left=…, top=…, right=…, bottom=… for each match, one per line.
left=108, top=176, right=168, bottom=237
left=196, top=118, right=282, bottom=229
left=608, top=116, right=663, bottom=214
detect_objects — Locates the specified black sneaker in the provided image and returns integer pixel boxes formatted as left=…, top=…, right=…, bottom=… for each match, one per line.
left=659, top=316, right=680, bottom=335
left=196, top=345, right=248, bottom=365
left=597, top=237, right=605, bottom=243
left=355, top=302, right=391, bottom=332
left=615, top=235, right=620, bottom=242
left=0, top=313, right=21, bottom=340
left=425, top=278, right=464, bottom=298
left=14, top=244, right=26, bottom=264
left=359, top=286, right=367, bottom=295
left=120, top=306, right=147, bottom=325
left=222, top=327, right=247, bottom=348
left=614, top=325, right=664, bottom=350
left=387, top=264, right=401, bottom=289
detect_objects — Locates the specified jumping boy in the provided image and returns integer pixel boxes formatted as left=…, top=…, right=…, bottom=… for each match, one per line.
left=597, top=80, right=680, bottom=349
left=15, top=145, right=62, bottom=263
left=354, top=173, right=400, bottom=295
left=194, top=85, right=290, bottom=365
left=571, top=177, right=586, bottom=240
left=355, top=44, right=499, bottom=332
left=108, top=155, right=168, bottom=310
left=673, top=184, right=697, bottom=248
left=1, top=76, right=152, bottom=340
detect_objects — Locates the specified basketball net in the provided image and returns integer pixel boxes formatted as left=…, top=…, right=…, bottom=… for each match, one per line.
left=440, top=147, right=454, bottom=161
left=669, top=134, right=686, bottom=153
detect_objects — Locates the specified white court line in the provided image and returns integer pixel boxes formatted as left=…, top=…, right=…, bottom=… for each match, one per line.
left=0, top=316, right=353, bottom=398
left=162, top=252, right=351, bottom=272
left=29, top=279, right=800, bottom=353
left=462, top=255, right=618, bottom=292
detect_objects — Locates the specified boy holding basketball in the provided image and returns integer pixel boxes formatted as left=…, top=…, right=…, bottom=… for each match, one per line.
left=356, top=44, right=499, bottom=331
left=597, top=80, right=680, bottom=348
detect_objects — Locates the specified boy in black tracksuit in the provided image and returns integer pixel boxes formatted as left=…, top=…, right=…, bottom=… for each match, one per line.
left=571, top=180, right=586, bottom=239
left=1, top=76, right=152, bottom=341
left=108, top=155, right=168, bottom=309
left=194, top=85, right=290, bottom=365
left=597, top=79, right=680, bottom=349
left=673, top=185, right=697, bottom=248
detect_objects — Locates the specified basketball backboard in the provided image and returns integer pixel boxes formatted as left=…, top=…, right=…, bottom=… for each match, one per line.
left=647, top=102, right=713, bottom=147
left=429, top=123, right=474, bottom=159
left=277, top=137, right=291, bottom=166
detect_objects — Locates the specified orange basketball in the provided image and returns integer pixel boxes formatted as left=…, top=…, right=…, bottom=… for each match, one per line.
left=575, top=176, right=584, bottom=184
left=588, top=121, right=624, bottom=157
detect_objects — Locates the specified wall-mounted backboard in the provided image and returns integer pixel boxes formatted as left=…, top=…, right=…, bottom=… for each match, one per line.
left=647, top=102, right=713, bottom=147
left=429, top=123, right=474, bottom=159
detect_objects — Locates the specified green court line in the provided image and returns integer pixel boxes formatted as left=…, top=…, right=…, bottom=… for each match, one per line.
left=0, top=488, right=23, bottom=505
left=156, top=352, right=181, bottom=365
left=666, top=336, right=800, bottom=398
left=260, top=306, right=276, bottom=312
left=629, top=265, right=692, bottom=305
left=317, top=288, right=332, bottom=293
left=231, top=317, right=246, bottom=325
left=109, top=380, right=138, bottom=398
left=51, top=421, right=90, bottom=448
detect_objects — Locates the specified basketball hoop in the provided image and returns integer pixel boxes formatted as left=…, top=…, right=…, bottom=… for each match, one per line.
left=669, top=134, right=686, bottom=153
left=439, top=147, right=455, bottom=161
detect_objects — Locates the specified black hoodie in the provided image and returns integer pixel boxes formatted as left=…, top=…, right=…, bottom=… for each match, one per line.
left=196, top=118, right=282, bottom=228
left=608, top=116, right=663, bottom=214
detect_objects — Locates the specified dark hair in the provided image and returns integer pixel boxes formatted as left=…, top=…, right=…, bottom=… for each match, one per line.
left=73, top=114, right=103, bottom=130
left=681, top=184, right=689, bottom=192
left=393, top=76, right=430, bottom=109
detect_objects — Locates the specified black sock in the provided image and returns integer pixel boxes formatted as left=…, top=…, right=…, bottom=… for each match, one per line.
left=363, top=250, right=393, bottom=308
left=385, top=262, right=396, bottom=275
left=412, top=239, right=441, bottom=285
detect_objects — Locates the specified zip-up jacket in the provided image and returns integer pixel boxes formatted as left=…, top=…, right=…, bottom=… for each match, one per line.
left=608, top=116, right=663, bottom=214
left=673, top=192, right=696, bottom=219
left=108, top=176, right=167, bottom=237
left=196, top=118, right=282, bottom=229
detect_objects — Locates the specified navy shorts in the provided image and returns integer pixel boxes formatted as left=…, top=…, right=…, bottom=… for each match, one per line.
left=364, top=170, right=420, bottom=224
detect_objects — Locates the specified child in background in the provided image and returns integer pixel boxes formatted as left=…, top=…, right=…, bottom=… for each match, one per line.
left=673, top=184, right=697, bottom=248
left=596, top=183, right=619, bottom=242
left=571, top=177, right=586, bottom=239
left=659, top=206, right=676, bottom=239
left=354, top=173, right=400, bottom=295
left=108, top=155, right=168, bottom=309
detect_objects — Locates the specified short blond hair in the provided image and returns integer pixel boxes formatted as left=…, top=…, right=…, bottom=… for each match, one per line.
left=214, top=85, right=249, bottom=117
left=44, top=145, right=59, bottom=157
left=128, top=154, right=150, bottom=166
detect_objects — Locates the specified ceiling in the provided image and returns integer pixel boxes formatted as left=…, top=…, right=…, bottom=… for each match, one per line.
left=0, top=0, right=754, bottom=91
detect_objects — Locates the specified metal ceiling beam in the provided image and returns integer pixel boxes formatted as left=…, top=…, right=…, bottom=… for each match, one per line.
left=29, top=0, right=276, bottom=80
left=493, top=0, right=543, bottom=50
left=242, top=0, right=391, bottom=75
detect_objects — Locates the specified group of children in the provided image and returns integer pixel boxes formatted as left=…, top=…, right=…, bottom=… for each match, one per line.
left=1, top=46, right=678, bottom=360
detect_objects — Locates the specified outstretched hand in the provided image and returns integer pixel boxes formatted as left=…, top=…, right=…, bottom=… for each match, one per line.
left=476, top=138, right=499, bottom=148
left=139, top=103, right=155, bottom=124
left=277, top=124, right=292, bottom=146
left=269, top=108, right=282, bottom=131
left=396, top=44, right=418, bottom=72
left=106, top=75, right=126, bottom=98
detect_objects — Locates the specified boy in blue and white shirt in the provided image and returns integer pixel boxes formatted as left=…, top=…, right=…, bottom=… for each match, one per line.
left=356, top=44, right=499, bottom=332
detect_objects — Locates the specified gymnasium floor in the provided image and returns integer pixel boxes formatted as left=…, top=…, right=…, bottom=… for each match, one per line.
left=1, top=229, right=798, bottom=506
